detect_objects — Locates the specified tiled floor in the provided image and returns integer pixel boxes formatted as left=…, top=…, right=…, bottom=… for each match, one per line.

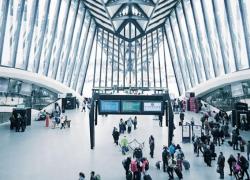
left=0, top=108, right=249, bottom=180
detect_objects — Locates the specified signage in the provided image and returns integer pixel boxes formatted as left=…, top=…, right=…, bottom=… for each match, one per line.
left=100, top=100, right=120, bottom=113
left=121, top=101, right=141, bottom=112
left=193, top=125, right=202, bottom=137
left=143, top=102, right=162, bottom=112
left=231, top=83, right=244, bottom=97
left=182, top=125, right=190, bottom=137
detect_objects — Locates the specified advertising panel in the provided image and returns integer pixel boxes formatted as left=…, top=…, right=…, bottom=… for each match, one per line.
left=143, top=102, right=162, bottom=112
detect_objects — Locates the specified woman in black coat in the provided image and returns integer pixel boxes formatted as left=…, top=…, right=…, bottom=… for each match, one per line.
left=149, top=135, right=155, bottom=158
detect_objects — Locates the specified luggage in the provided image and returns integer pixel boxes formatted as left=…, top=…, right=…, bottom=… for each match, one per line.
left=240, top=145, right=245, bottom=152
left=174, top=167, right=183, bottom=179
left=155, top=161, right=161, bottom=170
left=143, top=174, right=152, bottom=180
left=179, top=121, right=182, bottom=126
left=228, top=141, right=233, bottom=146
left=233, top=163, right=241, bottom=173
left=182, top=160, right=190, bottom=170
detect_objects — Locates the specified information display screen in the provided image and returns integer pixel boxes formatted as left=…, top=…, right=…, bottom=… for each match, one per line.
left=100, top=100, right=120, bottom=113
left=121, top=101, right=141, bottom=113
left=143, top=101, right=162, bottom=112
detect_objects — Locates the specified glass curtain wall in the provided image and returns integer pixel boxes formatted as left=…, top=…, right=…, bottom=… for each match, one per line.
left=163, top=0, right=250, bottom=96
left=0, top=0, right=96, bottom=95
left=1, top=0, right=250, bottom=97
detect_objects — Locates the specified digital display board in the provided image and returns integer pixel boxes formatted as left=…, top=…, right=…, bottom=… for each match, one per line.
left=143, top=102, right=162, bottom=112
left=100, top=100, right=120, bottom=113
left=121, top=101, right=141, bottom=112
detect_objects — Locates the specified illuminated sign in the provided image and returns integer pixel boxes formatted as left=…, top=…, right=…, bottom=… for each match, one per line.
left=100, top=100, right=120, bottom=113
left=143, top=102, right=162, bottom=112
left=121, top=101, right=141, bottom=112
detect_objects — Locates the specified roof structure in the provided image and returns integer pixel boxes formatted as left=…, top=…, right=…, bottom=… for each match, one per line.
left=83, top=0, right=180, bottom=40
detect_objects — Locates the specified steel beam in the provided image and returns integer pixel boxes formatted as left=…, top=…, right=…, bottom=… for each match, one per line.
left=80, top=28, right=96, bottom=95
left=60, top=0, right=80, bottom=83
left=162, top=27, right=168, bottom=89
left=92, top=28, right=99, bottom=88
left=164, top=26, right=181, bottom=96
left=66, top=7, right=86, bottom=86
left=10, top=0, right=25, bottom=67
left=0, top=0, right=10, bottom=64
left=98, top=29, right=104, bottom=88
left=34, top=0, right=51, bottom=73
left=72, top=18, right=92, bottom=90
left=156, top=28, right=162, bottom=88
left=52, top=0, right=71, bottom=79
left=151, top=32, right=156, bottom=89
left=239, top=0, right=250, bottom=67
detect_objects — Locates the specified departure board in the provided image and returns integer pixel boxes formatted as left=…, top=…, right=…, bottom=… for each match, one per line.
left=121, top=101, right=141, bottom=113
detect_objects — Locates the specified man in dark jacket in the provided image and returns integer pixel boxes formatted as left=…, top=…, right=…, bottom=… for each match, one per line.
left=122, top=157, right=131, bottom=176
left=179, top=112, right=184, bottom=125
left=112, top=127, right=120, bottom=145
left=247, top=141, right=250, bottom=161
left=210, top=142, right=216, bottom=160
left=203, top=146, right=212, bottom=167
left=162, top=146, right=169, bottom=172
left=217, top=152, right=225, bottom=179
left=239, top=155, right=249, bottom=180
left=227, top=154, right=236, bottom=176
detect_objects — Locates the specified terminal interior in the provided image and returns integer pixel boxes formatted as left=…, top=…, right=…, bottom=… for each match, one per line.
left=0, top=0, right=250, bottom=180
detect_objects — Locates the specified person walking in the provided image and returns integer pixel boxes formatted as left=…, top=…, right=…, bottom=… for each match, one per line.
left=133, top=116, right=137, bottom=130
left=217, top=152, right=225, bottom=179
left=227, top=154, right=236, bottom=176
left=167, top=155, right=174, bottom=179
left=247, top=141, right=250, bottom=161
left=162, top=146, right=169, bottom=172
left=119, top=119, right=124, bottom=134
left=81, top=100, right=86, bottom=112
left=127, top=117, right=133, bottom=134
left=112, top=127, right=120, bottom=145
left=239, top=155, right=250, bottom=180
left=120, top=136, right=129, bottom=155
left=196, top=137, right=203, bottom=157
left=149, top=135, right=155, bottom=158
left=122, top=157, right=131, bottom=176
left=179, top=112, right=184, bottom=126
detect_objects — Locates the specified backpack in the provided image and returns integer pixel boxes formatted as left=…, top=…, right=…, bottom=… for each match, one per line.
left=131, top=160, right=138, bottom=172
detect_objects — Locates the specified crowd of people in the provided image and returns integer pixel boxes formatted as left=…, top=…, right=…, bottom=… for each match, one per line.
left=190, top=111, right=250, bottom=180
left=9, top=112, right=27, bottom=132
left=161, top=144, right=186, bottom=180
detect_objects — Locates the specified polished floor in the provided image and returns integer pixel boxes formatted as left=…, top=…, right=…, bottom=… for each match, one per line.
left=0, top=108, right=249, bottom=180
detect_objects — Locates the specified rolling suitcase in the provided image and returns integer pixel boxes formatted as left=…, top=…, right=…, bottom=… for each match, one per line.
left=174, top=167, right=183, bottom=179
left=182, top=160, right=190, bottom=170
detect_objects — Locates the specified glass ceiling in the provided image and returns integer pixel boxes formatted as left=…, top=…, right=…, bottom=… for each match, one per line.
left=0, top=0, right=250, bottom=98
left=83, top=0, right=180, bottom=40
